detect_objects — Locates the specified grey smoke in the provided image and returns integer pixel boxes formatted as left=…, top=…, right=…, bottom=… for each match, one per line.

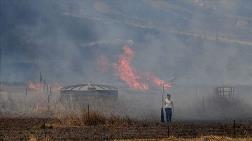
left=1, top=0, right=252, bottom=120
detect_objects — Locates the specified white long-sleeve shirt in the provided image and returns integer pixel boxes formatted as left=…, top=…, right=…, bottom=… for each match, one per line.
left=164, top=98, right=173, bottom=108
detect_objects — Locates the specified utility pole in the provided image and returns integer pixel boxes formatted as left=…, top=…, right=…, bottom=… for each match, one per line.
left=0, top=34, right=3, bottom=90
left=25, top=87, right=28, bottom=96
left=0, top=45, right=2, bottom=91
left=161, top=83, right=165, bottom=122
left=40, top=72, right=43, bottom=83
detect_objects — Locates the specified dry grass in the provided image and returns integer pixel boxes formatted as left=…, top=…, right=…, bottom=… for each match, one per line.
left=28, top=135, right=37, bottom=141
left=81, top=109, right=106, bottom=126
left=53, top=111, right=252, bottom=140
left=28, top=134, right=51, bottom=141
left=58, top=110, right=138, bottom=127
left=58, top=110, right=106, bottom=126
left=107, top=115, right=136, bottom=126
left=28, top=135, right=252, bottom=141
left=59, top=112, right=82, bottom=126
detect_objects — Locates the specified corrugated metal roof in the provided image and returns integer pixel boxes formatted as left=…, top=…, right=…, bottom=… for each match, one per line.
left=60, top=84, right=117, bottom=91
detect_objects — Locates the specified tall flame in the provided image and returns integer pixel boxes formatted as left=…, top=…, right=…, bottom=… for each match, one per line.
left=148, top=74, right=172, bottom=89
left=114, top=44, right=172, bottom=91
left=116, top=45, right=148, bottom=90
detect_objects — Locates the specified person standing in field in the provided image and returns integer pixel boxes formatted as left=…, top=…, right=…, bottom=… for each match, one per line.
left=163, top=94, right=174, bottom=123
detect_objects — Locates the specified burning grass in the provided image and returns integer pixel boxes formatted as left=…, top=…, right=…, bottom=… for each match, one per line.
left=115, top=45, right=171, bottom=91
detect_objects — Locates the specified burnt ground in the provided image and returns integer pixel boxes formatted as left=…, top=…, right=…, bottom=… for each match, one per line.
left=0, top=118, right=251, bottom=140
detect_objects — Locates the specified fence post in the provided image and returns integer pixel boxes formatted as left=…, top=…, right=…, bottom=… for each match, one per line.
left=167, top=123, right=170, bottom=137
left=47, top=87, right=50, bottom=113
left=101, top=125, right=107, bottom=140
left=87, top=104, right=90, bottom=123
left=233, top=120, right=236, bottom=138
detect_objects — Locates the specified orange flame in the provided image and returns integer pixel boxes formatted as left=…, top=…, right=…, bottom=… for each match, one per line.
left=114, top=44, right=172, bottom=91
left=28, top=81, right=62, bottom=92
left=51, top=83, right=62, bottom=92
left=116, top=45, right=148, bottom=90
left=28, top=81, right=44, bottom=90
left=148, top=74, right=172, bottom=90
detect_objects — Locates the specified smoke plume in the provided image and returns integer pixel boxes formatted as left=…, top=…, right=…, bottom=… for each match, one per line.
left=1, top=0, right=252, bottom=120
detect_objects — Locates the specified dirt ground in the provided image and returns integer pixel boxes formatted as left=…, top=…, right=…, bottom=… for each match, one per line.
left=0, top=118, right=251, bottom=141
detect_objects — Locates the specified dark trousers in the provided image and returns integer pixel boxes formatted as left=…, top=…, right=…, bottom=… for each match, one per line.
left=165, top=108, right=172, bottom=123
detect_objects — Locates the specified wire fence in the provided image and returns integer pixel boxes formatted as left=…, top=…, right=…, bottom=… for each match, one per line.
left=1, top=120, right=252, bottom=140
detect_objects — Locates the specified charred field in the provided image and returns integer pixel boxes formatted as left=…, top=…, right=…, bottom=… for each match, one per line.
left=0, top=112, right=252, bottom=141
